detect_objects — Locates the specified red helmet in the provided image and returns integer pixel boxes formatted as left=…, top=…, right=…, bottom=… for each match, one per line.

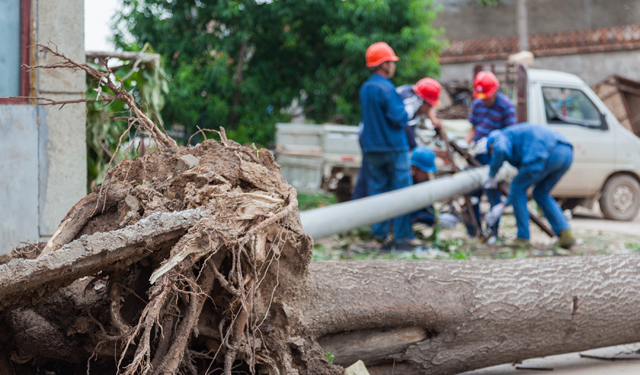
left=473, top=71, right=500, bottom=99
left=413, top=78, right=441, bottom=106
left=365, top=42, right=400, bottom=68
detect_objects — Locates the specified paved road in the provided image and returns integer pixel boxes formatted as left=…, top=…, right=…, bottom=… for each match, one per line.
left=459, top=344, right=640, bottom=374
left=570, top=204, right=640, bottom=238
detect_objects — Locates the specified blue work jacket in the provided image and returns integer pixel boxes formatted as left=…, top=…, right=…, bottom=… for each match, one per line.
left=359, top=74, right=409, bottom=153
left=487, top=123, right=572, bottom=177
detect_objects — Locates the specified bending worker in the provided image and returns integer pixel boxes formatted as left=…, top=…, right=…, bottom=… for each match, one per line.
left=359, top=42, right=416, bottom=250
left=465, top=71, right=517, bottom=237
left=410, top=146, right=459, bottom=229
left=481, top=123, right=576, bottom=249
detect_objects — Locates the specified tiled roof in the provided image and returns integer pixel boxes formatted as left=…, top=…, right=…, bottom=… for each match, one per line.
left=440, top=24, right=640, bottom=64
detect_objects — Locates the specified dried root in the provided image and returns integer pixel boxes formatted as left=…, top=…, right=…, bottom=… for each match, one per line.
left=0, top=45, right=339, bottom=375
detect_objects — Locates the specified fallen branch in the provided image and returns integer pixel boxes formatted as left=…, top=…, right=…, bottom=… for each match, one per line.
left=0, top=209, right=210, bottom=310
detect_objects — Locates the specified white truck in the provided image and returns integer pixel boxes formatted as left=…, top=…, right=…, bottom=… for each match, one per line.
left=275, top=67, right=640, bottom=221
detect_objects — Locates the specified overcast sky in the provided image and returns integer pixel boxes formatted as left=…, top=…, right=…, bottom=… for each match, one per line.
left=85, top=0, right=120, bottom=51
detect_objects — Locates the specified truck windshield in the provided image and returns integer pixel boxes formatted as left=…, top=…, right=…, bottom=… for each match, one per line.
left=542, top=87, right=601, bottom=127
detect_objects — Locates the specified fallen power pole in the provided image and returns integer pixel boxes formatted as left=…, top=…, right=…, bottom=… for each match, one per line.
left=300, top=167, right=487, bottom=239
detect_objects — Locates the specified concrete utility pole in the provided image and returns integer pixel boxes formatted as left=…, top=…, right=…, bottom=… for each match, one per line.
left=300, top=168, right=488, bottom=239
left=517, top=0, right=529, bottom=51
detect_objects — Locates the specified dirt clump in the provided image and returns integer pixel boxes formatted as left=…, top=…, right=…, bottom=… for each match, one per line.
left=0, top=134, right=341, bottom=375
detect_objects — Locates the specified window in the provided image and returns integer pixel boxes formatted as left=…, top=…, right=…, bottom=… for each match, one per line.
left=0, top=0, right=30, bottom=103
left=542, top=87, right=601, bottom=127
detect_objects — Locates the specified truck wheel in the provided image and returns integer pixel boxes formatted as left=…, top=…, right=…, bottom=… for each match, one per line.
left=334, top=176, right=353, bottom=203
left=599, top=175, right=640, bottom=221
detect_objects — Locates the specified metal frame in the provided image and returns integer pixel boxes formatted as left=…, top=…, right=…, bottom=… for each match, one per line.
left=0, top=0, right=31, bottom=105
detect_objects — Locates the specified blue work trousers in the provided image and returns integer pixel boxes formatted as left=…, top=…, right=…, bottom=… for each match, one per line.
left=365, top=151, right=415, bottom=241
left=352, top=152, right=369, bottom=200
left=468, top=153, right=502, bottom=236
left=510, top=143, right=573, bottom=240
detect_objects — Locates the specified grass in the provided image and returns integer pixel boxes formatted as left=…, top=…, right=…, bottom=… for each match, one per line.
left=297, top=192, right=337, bottom=211
left=312, top=235, right=478, bottom=262
left=625, top=243, right=640, bottom=252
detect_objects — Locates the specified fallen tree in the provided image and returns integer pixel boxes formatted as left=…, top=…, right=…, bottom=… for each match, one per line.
left=3, top=45, right=640, bottom=375
left=4, top=193, right=640, bottom=375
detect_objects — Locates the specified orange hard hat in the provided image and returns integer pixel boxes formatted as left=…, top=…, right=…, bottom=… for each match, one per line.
left=413, top=78, right=441, bottom=106
left=473, top=71, right=500, bottom=99
left=365, top=42, right=400, bottom=68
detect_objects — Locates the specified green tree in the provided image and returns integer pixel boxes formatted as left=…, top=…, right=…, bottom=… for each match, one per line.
left=477, top=0, right=500, bottom=5
left=114, top=0, right=442, bottom=146
left=86, top=46, right=169, bottom=191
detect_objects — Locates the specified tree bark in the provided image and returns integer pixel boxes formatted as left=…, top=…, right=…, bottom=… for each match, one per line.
left=304, top=255, right=640, bottom=374
left=0, top=209, right=210, bottom=310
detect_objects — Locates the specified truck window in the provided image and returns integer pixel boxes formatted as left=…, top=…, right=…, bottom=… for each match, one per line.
left=542, top=87, right=601, bottom=128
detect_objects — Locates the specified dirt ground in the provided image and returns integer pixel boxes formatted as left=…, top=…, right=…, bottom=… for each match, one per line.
left=312, top=201, right=640, bottom=261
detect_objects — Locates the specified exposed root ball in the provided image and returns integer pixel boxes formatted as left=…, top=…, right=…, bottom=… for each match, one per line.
left=0, top=136, right=341, bottom=375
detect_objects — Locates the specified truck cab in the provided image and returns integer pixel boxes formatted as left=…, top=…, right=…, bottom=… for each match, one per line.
left=525, top=69, right=640, bottom=220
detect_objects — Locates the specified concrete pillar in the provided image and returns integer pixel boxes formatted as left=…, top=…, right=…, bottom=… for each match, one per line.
left=34, top=0, right=86, bottom=239
left=516, top=0, right=529, bottom=52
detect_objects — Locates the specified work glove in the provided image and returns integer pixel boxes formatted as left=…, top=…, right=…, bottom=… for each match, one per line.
left=438, top=213, right=460, bottom=229
left=474, top=137, right=489, bottom=155
left=482, top=174, right=498, bottom=189
left=456, top=139, right=469, bottom=150
left=484, top=203, right=505, bottom=227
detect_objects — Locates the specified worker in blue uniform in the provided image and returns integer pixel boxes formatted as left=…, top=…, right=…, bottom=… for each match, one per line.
left=464, top=71, right=517, bottom=238
left=353, top=78, right=443, bottom=200
left=410, top=146, right=459, bottom=228
left=358, top=42, right=417, bottom=250
left=482, top=123, right=576, bottom=249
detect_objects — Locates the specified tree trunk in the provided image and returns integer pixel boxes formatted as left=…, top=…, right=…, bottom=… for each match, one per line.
left=3, top=137, right=640, bottom=375
left=304, top=255, right=640, bottom=374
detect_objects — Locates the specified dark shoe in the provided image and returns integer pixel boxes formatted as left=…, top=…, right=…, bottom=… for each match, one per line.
left=557, top=229, right=576, bottom=249
left=506, top=238, right=531, bottom=248
left=380, top=240, right=421, bottom=253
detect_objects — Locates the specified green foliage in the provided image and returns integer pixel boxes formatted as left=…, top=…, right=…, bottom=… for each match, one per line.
left=297, top=192, right=338, bottom=211
left=86, top=45, right=169, bottom=191
left=114, top=0, right=442, bottom=146
left=323, top=350, right=335, bottom=363
left=476, top=0, right=500, bottom=6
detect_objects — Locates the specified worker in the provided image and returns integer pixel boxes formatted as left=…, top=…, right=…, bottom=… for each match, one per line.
left=481, top=123, right=576, bottom=249
left=353, top=77, right=444, bottom=200
left=358, top=41, right=416, bottom=250
left=464, top=71, right=517, bottom=237
left=397, top=77, right=444, bottom=149
left=410, top=146, right=460, bottom=229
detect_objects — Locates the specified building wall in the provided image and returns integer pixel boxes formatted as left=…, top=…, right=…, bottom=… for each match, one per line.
left=433, top=0, right=640, bottom=41
left=0, top=0, right=86, bottom=253
left=439, top=49, right=640, bottom=86
left=36, top=0, right=87, bottom=238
